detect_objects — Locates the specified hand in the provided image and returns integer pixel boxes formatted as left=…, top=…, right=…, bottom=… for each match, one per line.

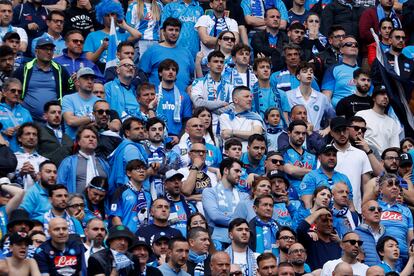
left=256, top=52, right=266, bottom=58
left=330, top=231, right=340, bottom=242
left=354, top=134, right=370, bottom=152
left=3, top=126, right=17, bottom=137
left=28, top=23, right=39, bottom=31
left=100, top=39, right=109, bottom=50
left=158, top=254, right=167, bottom=265
left=316, top=208, right=331, bottom=217
left=306, top=122, right=314, bottom=135
left=170, top=136, right=179, bottom=145
left=0, top=135, right=8, bottom=146
left=308, top=231, right=318, bottom=241
left=193, top=157, right=204, bottom=168
left=116, top=19, right=126, bottom=28
left=221, top=129, right=233, bottom=140
left=148, top=97, right=158, bottom=110
left=275, top=192, right=289, bottom=204
left=318, top=127, right=330, bottom=138
left=147, top=162, right=161, bottom=176
left=74, top=209, right=85, bottom=221
left=195, top=51, right=204, bottom=63
left=20, top=161, right=35, bottom=175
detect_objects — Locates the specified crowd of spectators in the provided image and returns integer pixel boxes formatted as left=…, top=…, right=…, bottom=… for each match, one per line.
left=0, top=0, right=413, bottom=274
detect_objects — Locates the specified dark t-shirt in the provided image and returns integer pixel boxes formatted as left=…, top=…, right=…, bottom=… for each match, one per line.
left=34, top=239, right=85, bottom=276
left=336, top=94, right=372, bottom=119
left=136, top=224, right=183, bottom=244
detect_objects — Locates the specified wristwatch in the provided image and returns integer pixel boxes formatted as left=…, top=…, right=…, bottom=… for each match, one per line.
left=366, top=149, right=373, bottom=155
left=190, top=165, right=199, bottom=171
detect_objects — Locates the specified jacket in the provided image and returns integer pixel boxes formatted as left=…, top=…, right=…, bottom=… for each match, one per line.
left=57, top=154, right=110, bottom=193
left=320, top=0, right=363, bottom=38
left=251, top=30, right=289, bottom=72
left=186, top=255, right=212, bottom=275
left=54, top=49, right=103, bottom=79
left=37, top=124, right=73, bottom=167
left=88, top=249, right=140, bottom=276
left=13, top=58, right=74, bottom=103
left=354, top=223, right=386, bottom=267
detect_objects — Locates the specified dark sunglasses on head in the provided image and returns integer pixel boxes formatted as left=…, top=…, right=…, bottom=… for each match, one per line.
left=349, top=125, right=367, bottom=133
left=368, top=206, right=382, bottom=212
left=221, top=36, right=236, bottom=42
left=343, top=239, right=363, bottom=246
left=95, top=109, right=110, bottom=115
left=270, top=159, right=285, bottom=165
left=342, top=42, right=358, bottom=48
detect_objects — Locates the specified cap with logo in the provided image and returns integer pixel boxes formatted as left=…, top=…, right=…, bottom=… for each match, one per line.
left=400, top=153, right=413, bottom=167
left=35, top=37, right=55, bottom=48
left=77, top=67, right=96, bottom=79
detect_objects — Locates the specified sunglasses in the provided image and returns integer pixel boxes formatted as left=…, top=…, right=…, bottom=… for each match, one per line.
left=71, top=39, right=84, bottom=44
left=349, top=125, right=367, bottom=133
left=343, top=239, right=363, bottom=246
left=7, top=88, right=22, bottom=94
left=229, top=272, right=243, bottom=276
left=270, top=159, right=285, bottom=165
left=190, top=149, right=207, bottom=155
left=308, top=19, right=319, bottom=23
left=342, top=42, right=359, bottom=48
left=221, top=36, right=236, bottom=42
left=279, top=236, right=296, bottom=241
left=69, top=203, right=85, bottom=209
left=95, top=109, right=110, bottom=115
left=394, top=35, right=406, bottom=41
left=382, top=179, right=400, bottom=187
left=332, top=34, right=345, bottom=39
left=368, top=206, right=382, bottom=212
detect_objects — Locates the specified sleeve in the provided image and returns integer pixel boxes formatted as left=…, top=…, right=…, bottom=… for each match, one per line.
left=280, top=90, right=291, bottom=112
left=227, top=19, right=239, bottom=33
left=191, top=79, right=229, bottom=110
left=322, top=96, right=336, bottom=119
left=202, top=188, right=232, bottom=227
left=15, top=27, right=28, bottom=44
left=123, top=144, right=145, bottom=163
left=219, top=114, right=233, bottom=131
left=232, top=201, right=247, bottom=220
left=57, top=157, right=71, bottom=187
left=361, top=153, right=373, bottom=174
left=61, top=95, right=74, bottom=114
left=194, top=16, right=209, bottom=30
left=391, top=120, right=402, bottom=148
left=320, top=262, right=334, bottom=276
left=335, top=98, right=346, bottom=116
left=241, top=0, right=252, bottom=16
left=321, top=65, right=335, bottom=91
left=83, top=32, right=96, bottom=53
left=358, top=9, right=375, bottom=47
left=181, top=94, right=193, bottom=119
left=138, top=47, right=153, bottom=74
left=34, top=248, right=51, bottom=274
left=299, top=173, right=316, bottom=197
left=19, top=190, right=34, bottom=214
left=109, top=187, right=125, bottom=218
left=87, top=255, right=106, bottom=275
left=296, top=219, right=313, bottom=246
left=275, top=0, right=289, bottom=21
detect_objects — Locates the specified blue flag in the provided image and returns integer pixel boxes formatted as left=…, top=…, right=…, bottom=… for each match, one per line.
left=105, top=17, right=118, bottom=70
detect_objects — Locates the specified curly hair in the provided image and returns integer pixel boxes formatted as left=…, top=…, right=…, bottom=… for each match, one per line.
left=95, top=0, right=124, bottom=25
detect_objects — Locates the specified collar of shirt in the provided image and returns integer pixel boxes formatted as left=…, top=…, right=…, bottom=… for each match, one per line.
left=294, top=87, right=318, bottom=99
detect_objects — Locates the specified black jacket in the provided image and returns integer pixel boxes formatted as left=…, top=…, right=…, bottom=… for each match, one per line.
left=37, top=124, right=73, bottom=167
left=251, top=30, right=289, bottom=72
left=88, top=249, right=140, bottom=276
left=320, top=0, right=363, bottom=38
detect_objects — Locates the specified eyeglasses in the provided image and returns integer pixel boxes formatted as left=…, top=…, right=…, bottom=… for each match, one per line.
left=229, top=272, right=243, bottom=276
left=384, top=156, right=401, bottom=161
left=342, top=42, right=359, bottom=48
left=120, top=63, right=136, bottom=69
left=368, top=206, right=383, bottom=212
left=190, top=149, right=207, bottom=155
left=134, top=167, right=147, bottom=172
left=270, top=159, right=284, bottom=165
left=7, top=88, right=22, bottom=94
left=343, top=239, right=363, bottom=246
left=394, top=35, right=406, bottom=41
left=332, top=34, right=345, bottom=39
left=51, top=19, right=64, bottom=24
left=349, top=125, right=367, bottom=133
left=71, top=39, right=84, bottom=44
left=69, top=203, right=85, bottom=209
left=307, top=19, right=319, bottom=23
left=279, top=236, right=296, bottom=241
left=95, top=109, right=110, bottom=115
left=221, top=36, right=236, bottom=42
left=289, top=249, right=306, bottom=254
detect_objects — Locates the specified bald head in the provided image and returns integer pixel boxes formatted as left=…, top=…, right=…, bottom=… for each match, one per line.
left=210, top=251, right=231, bottom=276
left=185, top=117, right=204, bottom=140
left=48, top=217, right=69, bottom=244
left=332, top=262, right=353, bottom=276
left=366, top=266, right=385, bottom=276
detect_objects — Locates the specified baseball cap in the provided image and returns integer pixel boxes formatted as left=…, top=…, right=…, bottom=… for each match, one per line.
left=151, top=232, right=171, bottom=246
left=35, top=37, right=55, bottom=48
left=372, top=85, right=387, bottom=98
left=2, top=32, right=20, bottom=42
left=129, top=236, right=153, bottom=254
left=400, top=153, right=413, bottom=167
left=330, top=117, right=348, bottom=131
left=165, top=169, right=184, bottom=181
left=318, top=144, right=338, bottom=155
left=77, top=67, right=96, bottom=79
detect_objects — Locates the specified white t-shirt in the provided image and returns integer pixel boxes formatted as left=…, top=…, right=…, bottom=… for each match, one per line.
left=321, top=258, right=369, bottom=276
left=195, top=15, right=238, bottom=55
left=355, top=109, right=401, bottom=156
left=233, top=251, right=249, bottom=276
left=334, top=144, right=372, bottom=213
left=219, top=113, right=263, bottom=152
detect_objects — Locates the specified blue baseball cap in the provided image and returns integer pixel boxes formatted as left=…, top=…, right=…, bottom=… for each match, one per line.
left=36, top=37, right=55, bottom=48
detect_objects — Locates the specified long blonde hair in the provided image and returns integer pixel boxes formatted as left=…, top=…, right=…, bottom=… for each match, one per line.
left=136, top=0, right=160, bottom=21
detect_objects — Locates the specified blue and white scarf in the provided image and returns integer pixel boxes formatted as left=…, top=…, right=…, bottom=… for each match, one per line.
left=188, top=249, right=208, bottom=276
left=376, top=5, right=401, bottom=29
left=157, top=83, right=182, bottom=123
